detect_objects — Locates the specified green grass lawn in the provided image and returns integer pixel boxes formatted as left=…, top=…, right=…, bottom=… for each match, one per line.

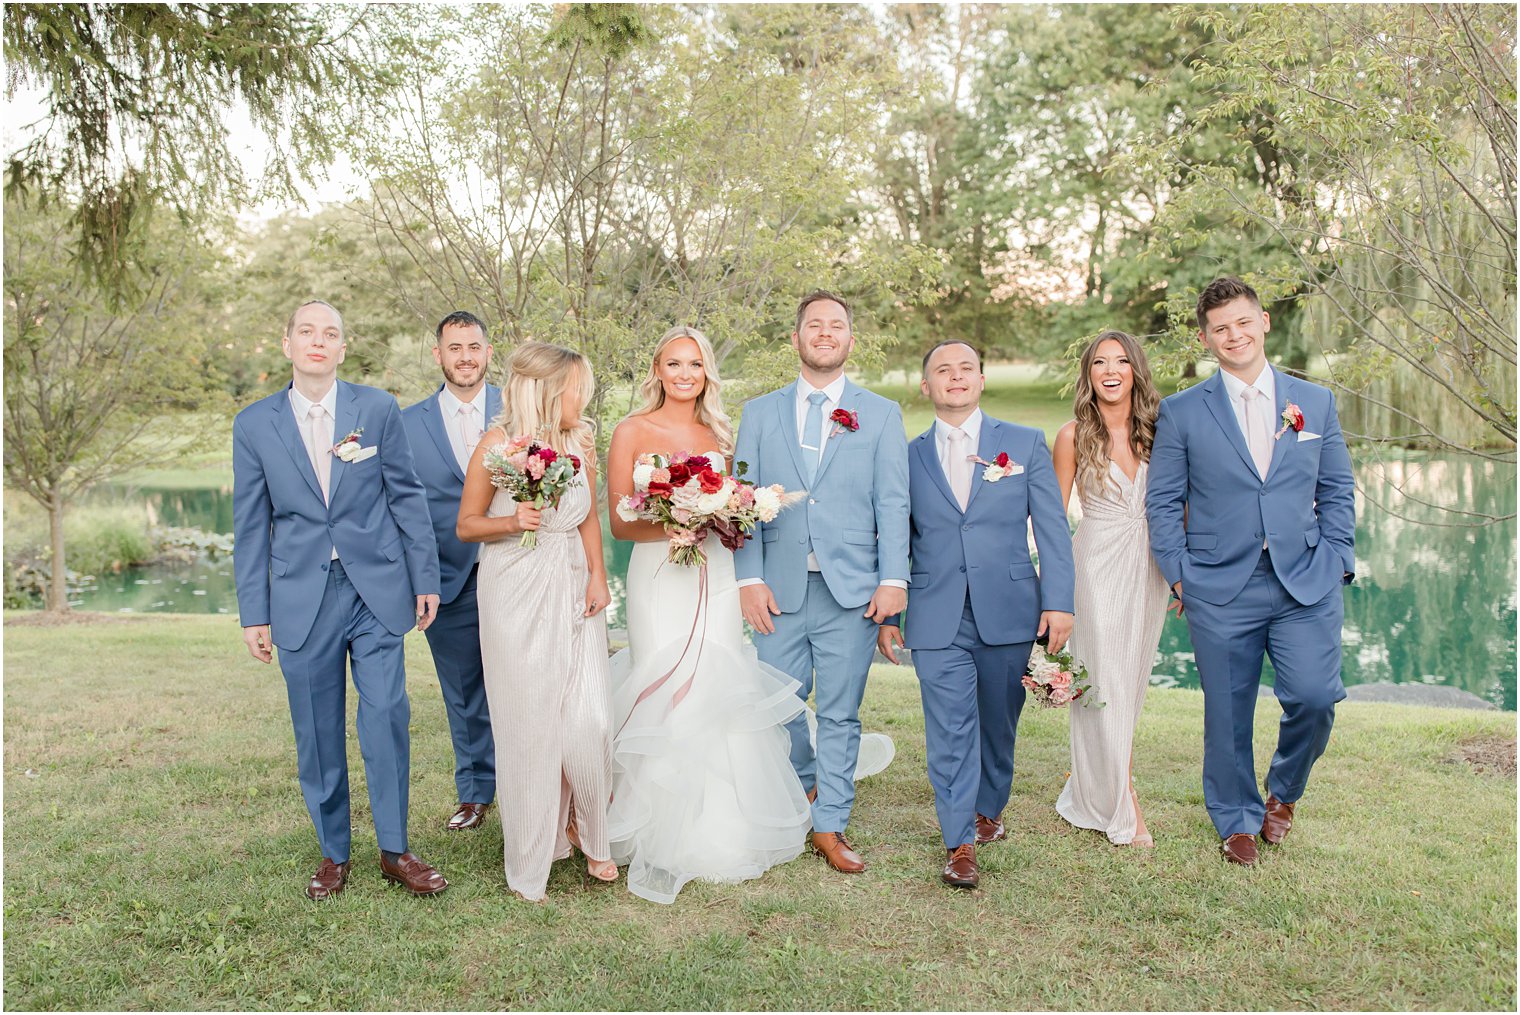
left=4, top=614, right=1514, bottom=1010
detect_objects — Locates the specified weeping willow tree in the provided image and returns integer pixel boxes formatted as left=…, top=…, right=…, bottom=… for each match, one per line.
left=1130, top=4, right=1516, bottom=466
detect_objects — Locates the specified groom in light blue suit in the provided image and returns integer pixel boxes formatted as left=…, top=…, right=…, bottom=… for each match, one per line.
left=401, top=311, right=501, bottom=833
left=878, top=340, right=1074, bottom=889
left=234, top=300, right=448, bottom=899
left=1147, top=276, right=1356, bottom=867
left=733, top=290, right=910, bottom=873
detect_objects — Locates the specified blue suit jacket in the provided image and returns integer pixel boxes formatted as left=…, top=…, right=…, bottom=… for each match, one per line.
left=897, top=415, right=1075, bottom=650
left=732, top=380, right=910, bottom=613
left=401, top=383, right=502, bottom=605
left=233, top=380, right=441, bottom=650
left=1146, top=368, right=1355, bottom=607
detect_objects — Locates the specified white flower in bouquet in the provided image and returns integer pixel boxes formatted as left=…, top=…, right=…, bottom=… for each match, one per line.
left=632, top=461, right=656, bottom=490
left=672, top=481, right=704, bottom=511
left=696, top=483, right=734, bottom=515
left=616, top=493, right=646, bottom=523
left=753, top=485, right=784, bottom=522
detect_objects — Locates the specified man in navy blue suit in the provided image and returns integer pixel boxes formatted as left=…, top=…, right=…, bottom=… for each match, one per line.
left=1147, top=277, right=1356, bottom=867
left=879, top=340, right=1075, bottom=889
left=233, top=299, right=448, bottom=899
left=401, top=311, right=501, bottom=832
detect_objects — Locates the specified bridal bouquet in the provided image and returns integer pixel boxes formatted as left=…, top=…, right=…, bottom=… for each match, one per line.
left=1022, top=642, right=1101, bottom=709
left=616, top=451, right=804, bottom=566
left=482, top=436, right=582, bottom=548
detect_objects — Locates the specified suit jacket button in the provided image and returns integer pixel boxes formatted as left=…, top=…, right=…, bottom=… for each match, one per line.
left=959, top=565, right=966, bottom=573
left=321, top=563, right=328, bottom=571
left=962, top=524, right=971, bottom=531
left=809, top=498, right=817, bottom=505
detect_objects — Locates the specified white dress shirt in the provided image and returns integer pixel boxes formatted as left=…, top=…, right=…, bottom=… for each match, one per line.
left=289, top=382, right=340, bottom=559
left=438, top=386, right=487, bottom=472
left=1218, top=363, right=1277, bottom=453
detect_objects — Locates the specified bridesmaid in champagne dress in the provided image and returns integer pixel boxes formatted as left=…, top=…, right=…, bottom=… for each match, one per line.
left=458, top=341, right=617, bottom=900
left=1051, top=331, right=1174, bottom=847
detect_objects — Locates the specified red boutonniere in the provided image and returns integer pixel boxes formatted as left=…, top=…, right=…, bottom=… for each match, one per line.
left=828, top=408, right=860, bottom=438
left=1275, top=402, right=1305, bottom=440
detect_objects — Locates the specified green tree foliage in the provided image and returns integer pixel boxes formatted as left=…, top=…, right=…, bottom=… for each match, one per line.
left=1132, top=3, right=1517, bottom=454
left=351, top=3, right=939, bottom=432
left=3, top=199, right=230, bottom=610
left=3, top=2, right=401, bottom=289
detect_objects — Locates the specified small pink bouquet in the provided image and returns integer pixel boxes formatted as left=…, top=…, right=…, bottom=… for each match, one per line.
left=1022, top=642, right=1101, bottom=709
left=616, top=452, right=804, bottom=567
left=482, top=436, right=582, bottom=548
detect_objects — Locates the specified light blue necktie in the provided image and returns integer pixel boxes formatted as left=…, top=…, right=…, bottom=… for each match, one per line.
left=802, top=390, right=828, bottom=484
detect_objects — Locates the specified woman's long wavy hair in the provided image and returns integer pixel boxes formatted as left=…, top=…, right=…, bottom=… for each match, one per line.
left=490, top=341, right=597, bottom=461
left=1073, top=330, right=1160, bottom=498
left=626, top=325, right=734, bottom=455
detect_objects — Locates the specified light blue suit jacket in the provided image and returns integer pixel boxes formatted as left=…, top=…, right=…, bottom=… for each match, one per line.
left=233, top=380, right=440, bottom=650
left=897, top=415, right=1075, bottom=650
left=401, top=383, right=502, bottom=605
left=732, top=380, right=910, bottom=613
left=1146, top=369, right=1355, bottom=608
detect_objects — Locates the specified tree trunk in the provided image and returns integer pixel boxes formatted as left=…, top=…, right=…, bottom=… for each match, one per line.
left=46, top=491, right=70, bottom=613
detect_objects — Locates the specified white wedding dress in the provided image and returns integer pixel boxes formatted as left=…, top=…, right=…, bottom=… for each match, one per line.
left=607, top=453, right=893, bottom=904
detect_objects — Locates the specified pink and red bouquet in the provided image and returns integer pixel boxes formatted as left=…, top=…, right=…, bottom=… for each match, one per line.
left=481, top=436, right=582, bottom=548
left=616, top=451, right=804, bottom=566
left=1022, top=643, right=1101, bottom=709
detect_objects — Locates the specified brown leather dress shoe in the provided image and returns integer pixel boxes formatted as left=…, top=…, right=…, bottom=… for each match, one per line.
left=1221, top=833, right=1259, bottom=866
left=810, top=831, right=866, bottom=873
left=1261, top=794, right=1295, bottom=845
left=942, top=843, right=979, bottom=889
left=975, top=813, right=1006, bottom=845
left=380, top=852, right=449, bottom=895
left=447, top=802, right=490, bottom=831
left=306, top=858, right=351, bottom=900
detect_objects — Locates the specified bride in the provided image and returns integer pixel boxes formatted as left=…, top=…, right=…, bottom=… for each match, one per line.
left=606, top=325, right=891, bottom=904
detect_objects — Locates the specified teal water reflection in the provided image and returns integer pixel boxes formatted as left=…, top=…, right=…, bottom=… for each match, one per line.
left=75, top=451, right=1516, bottom=709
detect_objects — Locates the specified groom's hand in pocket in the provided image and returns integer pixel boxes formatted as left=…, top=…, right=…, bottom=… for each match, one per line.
left=242, top=625, right=273, bottom=664
left=741, top=583, right=781, bottom=635
left=877, top=624, right=904, bottom=665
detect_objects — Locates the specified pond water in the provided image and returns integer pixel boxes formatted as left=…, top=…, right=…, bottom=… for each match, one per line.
left=71, top=450, right=1516, bottom=709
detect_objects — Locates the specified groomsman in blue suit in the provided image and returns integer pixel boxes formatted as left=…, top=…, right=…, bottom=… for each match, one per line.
left=401, top=311, right=500, bottom=832
left=734, top=290, right=911, bottom=874
left=233, top=300, right=449, bottom=899
left=1147, top=276, right=1356, bottom=867
left=878, top=340, right=1075, bottom=889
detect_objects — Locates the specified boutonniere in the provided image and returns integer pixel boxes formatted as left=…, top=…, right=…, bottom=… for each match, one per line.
left=333, top=427, right=366, bottom=462
left=1275, top=402, right=1305, bottom=440
left=971, top=451, right=1024, bottom=482
left=828, top=408, right=860, bottom=438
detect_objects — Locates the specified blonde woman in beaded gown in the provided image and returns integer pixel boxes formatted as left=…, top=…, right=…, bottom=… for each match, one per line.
left=458, top=342, right=616, bottom=900
left=1051, top=331, right=1173, bottom=847
left=605, top=327, right=893, bottom=904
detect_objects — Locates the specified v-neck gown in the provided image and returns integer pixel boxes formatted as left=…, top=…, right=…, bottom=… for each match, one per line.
left=1055, top=460, right=1169, bottom=845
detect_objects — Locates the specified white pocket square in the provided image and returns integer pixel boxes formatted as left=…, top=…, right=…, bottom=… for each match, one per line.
left=1297, top=431, right=1321, bottom=442
left=351, top=445, right=379, bottom=462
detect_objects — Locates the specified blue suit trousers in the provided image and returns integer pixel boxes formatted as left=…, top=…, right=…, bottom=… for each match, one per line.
left=911, top=597, right=1031, bottom=848
left=277, top=561, right=411, bottom=861
left=757, top=573, right=878, bottom=834
left=421, top=566, right=495, bottom=805
left=1186, top=550, right=1345, bottom=838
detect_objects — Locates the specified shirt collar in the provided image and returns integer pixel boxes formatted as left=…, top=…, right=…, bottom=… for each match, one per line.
left=798, top=374, right=847, bottom=405
left=289, top=380, right=338, bottom=419
left=935, top=407, right=982, bottom=443
left=1219, top=363, right=1273, bottom=402
left=438, top=385, right=484, bottom=417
